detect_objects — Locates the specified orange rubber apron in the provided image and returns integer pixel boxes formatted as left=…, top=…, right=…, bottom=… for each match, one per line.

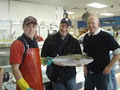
left=16, top=48, right=44, bottom=90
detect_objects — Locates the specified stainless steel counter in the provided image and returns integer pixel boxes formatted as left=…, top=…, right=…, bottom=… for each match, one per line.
left=0, top=48, right=10, bottom=66
left=0, top=42, right=12, bottom=48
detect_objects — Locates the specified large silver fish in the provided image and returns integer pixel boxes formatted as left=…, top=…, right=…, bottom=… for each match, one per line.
left=52, top=54, right=93, bottom=66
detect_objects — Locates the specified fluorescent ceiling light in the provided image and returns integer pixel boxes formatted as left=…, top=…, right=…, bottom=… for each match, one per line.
left=66, top=11, right=75, bottom=14
left=86, top=3, right=108, bottom=8
left=100, top=13, right=114, bottom=16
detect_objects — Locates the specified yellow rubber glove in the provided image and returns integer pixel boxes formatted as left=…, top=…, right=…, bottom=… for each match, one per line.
left=17, top=78, right=34, bottom=90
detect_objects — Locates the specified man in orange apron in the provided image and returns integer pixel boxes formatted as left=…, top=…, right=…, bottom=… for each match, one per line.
left=10, top=16, right=44, bottom=90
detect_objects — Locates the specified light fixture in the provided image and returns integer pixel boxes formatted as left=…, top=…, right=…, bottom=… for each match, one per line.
left=100, top=13, right=114, bottom=16
left=66, top=11, right=75, bottom=14
left=86, top=3, right=108, bottom=8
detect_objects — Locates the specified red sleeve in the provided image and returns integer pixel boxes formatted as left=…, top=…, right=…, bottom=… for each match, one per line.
left=10, top=40, right=24, bottom=64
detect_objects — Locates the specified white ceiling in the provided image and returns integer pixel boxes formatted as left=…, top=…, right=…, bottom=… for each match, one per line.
left=11, top=0, right=120, bottom=20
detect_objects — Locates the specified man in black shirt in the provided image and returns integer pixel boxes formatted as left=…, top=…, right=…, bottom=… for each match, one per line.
left=79, top=15, right=120, bottom=90
left=41, top=18, right=82, bottom=90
